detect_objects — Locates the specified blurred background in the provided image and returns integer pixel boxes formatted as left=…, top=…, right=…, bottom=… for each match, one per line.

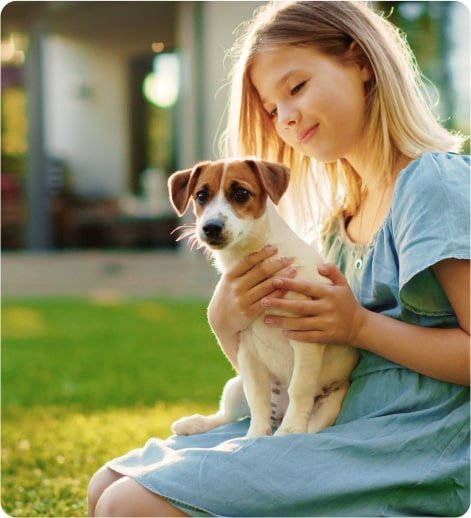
left=1, top=1, right=469, bottom=298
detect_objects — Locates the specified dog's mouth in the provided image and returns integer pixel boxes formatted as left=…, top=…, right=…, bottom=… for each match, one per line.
left=202, top=237, right=229, bottom=250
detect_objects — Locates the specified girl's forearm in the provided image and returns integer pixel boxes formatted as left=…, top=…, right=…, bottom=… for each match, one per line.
left=354, top=309, right=470, bottom=386
left=209, top=323, right=240, bottom=372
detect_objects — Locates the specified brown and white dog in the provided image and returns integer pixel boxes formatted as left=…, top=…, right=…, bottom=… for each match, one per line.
left=168, top=158, right=358, bottom=437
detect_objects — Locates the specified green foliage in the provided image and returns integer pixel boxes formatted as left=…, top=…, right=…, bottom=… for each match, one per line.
left=2, top=299, right=233, bottom=517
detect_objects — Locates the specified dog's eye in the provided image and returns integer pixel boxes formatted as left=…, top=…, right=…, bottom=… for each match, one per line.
left=233, top=187, right=251, bottom=203
left=196, top=190, right=209, bottom=205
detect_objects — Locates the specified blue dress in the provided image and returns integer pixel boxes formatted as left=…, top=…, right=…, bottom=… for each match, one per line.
left=107, top=152, right=470, bottom=517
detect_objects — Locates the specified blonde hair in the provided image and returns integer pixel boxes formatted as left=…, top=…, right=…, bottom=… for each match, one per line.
left=220, top=1, right=466, bottom=241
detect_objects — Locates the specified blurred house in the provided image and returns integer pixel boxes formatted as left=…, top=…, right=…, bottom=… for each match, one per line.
left=1, top=1, right=469, bottom=251
left=1, top=1, right=262, bottom=250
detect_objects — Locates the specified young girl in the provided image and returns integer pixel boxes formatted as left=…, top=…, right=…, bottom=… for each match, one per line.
left=88, top=2, right=470, bottom=516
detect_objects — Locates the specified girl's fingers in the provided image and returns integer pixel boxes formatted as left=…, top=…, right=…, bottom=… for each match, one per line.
left=272, top=277, right=329, bottom=299
left=263, top=311, right=328, bottom=343
left=264, top=315, right=322, bottom=331
left=261, top=297, right=322, bottom=315
left=239, top=256, right=296, bottom=293
left=245, top=266, right=297, bottom=306
left=228, top=245, right=279, bottom=278
left=270, top=287, right=291, bottom=299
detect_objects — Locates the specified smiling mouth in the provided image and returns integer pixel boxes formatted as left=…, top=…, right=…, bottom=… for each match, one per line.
left=298, top=124, right=319, bottom=143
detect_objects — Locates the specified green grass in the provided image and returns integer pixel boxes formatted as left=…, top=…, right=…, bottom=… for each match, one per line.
left=2, top=298, right=233, bottom=517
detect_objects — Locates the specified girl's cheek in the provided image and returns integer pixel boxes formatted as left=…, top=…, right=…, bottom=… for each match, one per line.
left=277, top=131, right=298, bottom=151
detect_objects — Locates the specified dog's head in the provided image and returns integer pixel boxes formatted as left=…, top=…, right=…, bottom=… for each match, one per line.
left=168, top=158, right=290, bottom=250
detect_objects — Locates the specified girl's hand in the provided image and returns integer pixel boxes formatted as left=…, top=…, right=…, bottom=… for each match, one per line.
left=208, top=245, right=297, bottom=338
left=261, top=263, right=366, bottom=346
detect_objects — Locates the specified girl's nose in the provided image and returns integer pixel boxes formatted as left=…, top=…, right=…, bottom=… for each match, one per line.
left=278, top=104, right=299, bottom=129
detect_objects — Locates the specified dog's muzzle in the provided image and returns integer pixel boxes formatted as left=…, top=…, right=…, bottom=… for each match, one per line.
left=201, top=219, right=226, bottom=247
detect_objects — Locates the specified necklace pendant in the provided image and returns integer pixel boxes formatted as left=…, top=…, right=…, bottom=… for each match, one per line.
left=354, top=258, right=363, bottom=270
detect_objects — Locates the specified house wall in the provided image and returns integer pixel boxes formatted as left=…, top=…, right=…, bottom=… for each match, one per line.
left=43, top=36, right=130, bottom=197
left=201, top=2, right=262, bottom=160
left=175, top=2, right=199, bottom=170
left=41, top=2, right=262, bottom=200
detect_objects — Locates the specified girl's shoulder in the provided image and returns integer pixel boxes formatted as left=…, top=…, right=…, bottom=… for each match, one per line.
left=394, top=151, right=470, bottom=198
left=389, top=150, right=469, bottom=261
left=391, top=152, right=469, bottom=221
left=389, top=152, right=470, bottom=316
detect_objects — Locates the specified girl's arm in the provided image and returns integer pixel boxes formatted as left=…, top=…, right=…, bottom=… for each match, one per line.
left=261, top=259, right=470, bottom=386
left=208, top=245, right=297, bottom=372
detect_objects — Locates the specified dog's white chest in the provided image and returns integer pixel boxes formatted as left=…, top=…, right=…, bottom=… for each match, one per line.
left=240, top=318, right=294, bottom=386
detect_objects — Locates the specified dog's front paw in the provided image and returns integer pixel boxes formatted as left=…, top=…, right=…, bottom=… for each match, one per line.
left=171, top=414, right=215, bottom=436
left=246, top=423, right=272, bottom=437
left=273, top=424, right=307, bottom=436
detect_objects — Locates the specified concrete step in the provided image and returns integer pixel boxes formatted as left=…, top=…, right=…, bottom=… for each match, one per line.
left=2, top=249, right=219, bottom=300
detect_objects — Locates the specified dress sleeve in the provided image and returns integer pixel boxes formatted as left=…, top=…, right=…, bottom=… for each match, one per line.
left=392, top=153, right=470, bottom=316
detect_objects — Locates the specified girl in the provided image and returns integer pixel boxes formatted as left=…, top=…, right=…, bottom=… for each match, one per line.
left=88, top=2, right=470, bottom=516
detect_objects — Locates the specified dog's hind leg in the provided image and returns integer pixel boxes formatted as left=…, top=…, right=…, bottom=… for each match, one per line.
left=171, top=376, right=249, bottom=436
left=307, top=381, right=349, bottom=433
left=238, top=345, right=273, bottom=437
left=275, top=342, right=325, bottom=436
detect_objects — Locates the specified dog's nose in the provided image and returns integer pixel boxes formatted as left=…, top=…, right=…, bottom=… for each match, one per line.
left=202, top=220, right=225, bottom=238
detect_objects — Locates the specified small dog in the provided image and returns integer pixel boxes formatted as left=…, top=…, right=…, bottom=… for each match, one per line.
left=168, top=158, right=358, bottom=437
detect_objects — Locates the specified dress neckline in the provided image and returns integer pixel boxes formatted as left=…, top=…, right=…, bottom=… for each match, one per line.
left=337, top=153, right=427, bottom=249
left=338, top=215, right=378, bottom=250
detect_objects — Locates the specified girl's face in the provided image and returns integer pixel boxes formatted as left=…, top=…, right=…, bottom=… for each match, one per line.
left=250, top=45, right=372, bottom=164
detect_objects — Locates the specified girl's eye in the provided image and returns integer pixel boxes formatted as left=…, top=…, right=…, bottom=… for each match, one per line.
left=196, top=190, right=209, bottom=205
left=291, top=81, right=306, bottom=95
left=233, top=187, right=251, bottom=203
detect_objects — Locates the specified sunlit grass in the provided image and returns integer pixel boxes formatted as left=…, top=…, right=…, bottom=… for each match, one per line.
left=2, top=403, right=215, bottom=517
left=2, top=299, right=232, bottom=517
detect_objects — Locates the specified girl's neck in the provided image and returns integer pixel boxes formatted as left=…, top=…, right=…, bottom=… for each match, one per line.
left=346, top=152, right=412, bottom=193
left=343, top=153, right=413, bottom=245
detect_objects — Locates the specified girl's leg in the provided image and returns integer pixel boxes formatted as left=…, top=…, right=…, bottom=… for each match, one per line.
left=87, top=466, right=124, bottom=516
left=95, top=476, right=188, bottom=517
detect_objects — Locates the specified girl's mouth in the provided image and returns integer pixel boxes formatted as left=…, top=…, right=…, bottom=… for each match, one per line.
left=297, top=124, right=319, bottom=143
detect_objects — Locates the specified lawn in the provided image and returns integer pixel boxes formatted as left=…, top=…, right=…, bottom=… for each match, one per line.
left=2, top=298, right=233, bottom=517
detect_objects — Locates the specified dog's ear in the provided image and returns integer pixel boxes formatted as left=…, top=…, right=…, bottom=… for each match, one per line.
left=168, top=162, right=210, bottom=216
left=168, top=169, right=193, bottom=216
left=245, top=159, right=291, bottom=205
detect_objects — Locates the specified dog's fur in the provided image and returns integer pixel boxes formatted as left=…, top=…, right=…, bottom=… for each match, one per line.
left=168, top=158, right=359, bottom=437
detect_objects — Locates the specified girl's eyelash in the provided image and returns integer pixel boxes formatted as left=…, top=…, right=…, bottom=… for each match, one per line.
left=266, top=81, right=307, bottom=118
left=291, top=81, right=306, bottom=95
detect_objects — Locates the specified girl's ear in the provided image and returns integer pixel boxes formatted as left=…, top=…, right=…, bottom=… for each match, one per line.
left=348, top=41, right=373, bottom=83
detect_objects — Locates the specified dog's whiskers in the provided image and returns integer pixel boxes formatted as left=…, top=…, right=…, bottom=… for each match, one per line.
left=171, top=224, right=204, bottom=252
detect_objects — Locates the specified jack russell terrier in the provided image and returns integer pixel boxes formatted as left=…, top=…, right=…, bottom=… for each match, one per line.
left=168, top=158, right=359, bottom=437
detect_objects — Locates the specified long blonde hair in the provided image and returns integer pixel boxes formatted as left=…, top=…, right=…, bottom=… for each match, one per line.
left=220, top=1, right=466, bottom=241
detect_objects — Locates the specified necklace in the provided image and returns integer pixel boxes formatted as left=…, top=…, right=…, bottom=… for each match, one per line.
left=358, top=184, right=388, bottom=244
left=354, top=184, right=388, bottom=270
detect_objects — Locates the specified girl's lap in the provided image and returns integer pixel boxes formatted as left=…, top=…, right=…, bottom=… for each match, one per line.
left=106, top=386, right=469, bottom=517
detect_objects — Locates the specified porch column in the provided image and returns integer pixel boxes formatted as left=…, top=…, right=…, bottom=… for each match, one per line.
left=25, top=21, right=52, bottom=250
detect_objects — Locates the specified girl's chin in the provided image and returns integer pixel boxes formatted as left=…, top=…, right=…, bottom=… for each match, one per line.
left=285, top=138, right=341, bottom=163
left=300, top=147, right=341, bottom=164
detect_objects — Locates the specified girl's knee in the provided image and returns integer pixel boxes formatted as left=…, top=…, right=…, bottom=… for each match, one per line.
left=95, top=477, right=188, bottom=517
left=87, top=466, right=123, bottom=516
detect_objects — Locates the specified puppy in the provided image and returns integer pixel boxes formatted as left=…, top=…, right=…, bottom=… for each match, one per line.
left=168, top=158, right=358, bottom=437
